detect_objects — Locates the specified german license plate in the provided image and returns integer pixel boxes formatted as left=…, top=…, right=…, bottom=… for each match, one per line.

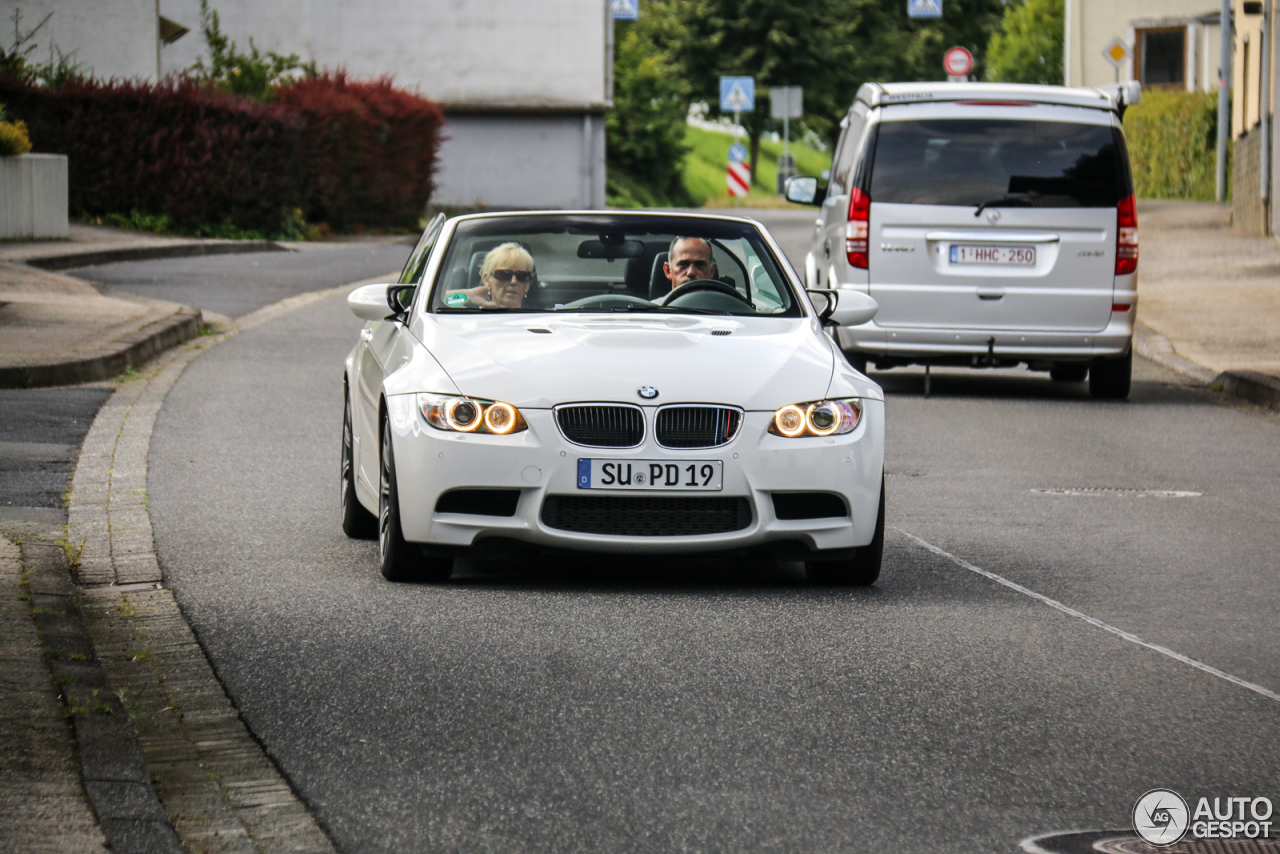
left=577, top=459, right=723, bottom=490
left=950, top=244, right=1036, bottom=266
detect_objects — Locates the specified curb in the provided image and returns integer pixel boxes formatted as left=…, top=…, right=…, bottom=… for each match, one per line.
left=65, top=279, right=382, bottom=853
left=22, top=240, right=289, bottom=271
left=23, top=539, right=183, bottom=854
left=1134, top=322, right=1280, bottom=412
left=0, top=306, right=203, bottom=390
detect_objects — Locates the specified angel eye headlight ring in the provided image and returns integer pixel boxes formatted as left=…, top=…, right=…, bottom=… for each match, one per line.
left=770, top=399, right=862, bottom=438
left=445, top=397, right=482, bottom=432
left=418, top=394, right=527, bottom=435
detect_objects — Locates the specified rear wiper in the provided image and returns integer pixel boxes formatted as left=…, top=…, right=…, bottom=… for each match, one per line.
left=974, top=191, right=1038, bottom=217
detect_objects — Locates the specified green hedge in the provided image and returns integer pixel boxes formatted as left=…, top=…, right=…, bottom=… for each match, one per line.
left=1123, top=89, right=1224, bottom=200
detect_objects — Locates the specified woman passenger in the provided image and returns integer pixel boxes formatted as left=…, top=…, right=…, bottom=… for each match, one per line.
left=449, top=242, right=534, bottom=308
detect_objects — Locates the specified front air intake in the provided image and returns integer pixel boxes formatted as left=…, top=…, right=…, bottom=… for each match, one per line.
left=541, top=495, right=751, bottom=536
left=555, top=404, right=644, bottom=448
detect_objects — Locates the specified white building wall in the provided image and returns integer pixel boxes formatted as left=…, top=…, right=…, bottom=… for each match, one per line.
left=1068, top=0, right=1220, bottom=91
left=0, top=0, right=159, bottom=81
left=156, top=0, right=609, bottom=109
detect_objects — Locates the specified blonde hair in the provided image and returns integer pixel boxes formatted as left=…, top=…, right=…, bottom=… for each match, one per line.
left=480, top=242, right=534, bottom=279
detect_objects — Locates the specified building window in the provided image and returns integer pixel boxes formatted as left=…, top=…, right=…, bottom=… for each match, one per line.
left=1135, top=27, right=1186, bottom=86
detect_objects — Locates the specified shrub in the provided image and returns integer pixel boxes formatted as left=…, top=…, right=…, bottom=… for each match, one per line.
left=0, top=73, right=442, bottom=234
left=0, top=101, right=32, bottom=155
left=1123, top=89, right=1221, bottom=200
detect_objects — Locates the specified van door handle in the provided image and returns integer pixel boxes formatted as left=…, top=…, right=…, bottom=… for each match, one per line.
left=977, top=287, right=1005, bottom=300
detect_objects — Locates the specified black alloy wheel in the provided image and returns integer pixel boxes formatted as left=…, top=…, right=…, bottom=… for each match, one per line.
left=806, top=477, right=884, bottom=586
left=341, top=390, right=377, bottom=539
left=378, top=414, right=452, bottom=583
left=1089, top=350, right=1132, bottom=399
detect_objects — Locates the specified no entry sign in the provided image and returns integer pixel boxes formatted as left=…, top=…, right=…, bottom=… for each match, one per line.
left=943, top=46, right=973, bottom=78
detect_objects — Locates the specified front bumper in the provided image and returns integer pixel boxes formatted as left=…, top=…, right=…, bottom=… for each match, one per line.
left=836, top=309, right=1135, bottom=363
left=383, top=395, right=885, bottom=556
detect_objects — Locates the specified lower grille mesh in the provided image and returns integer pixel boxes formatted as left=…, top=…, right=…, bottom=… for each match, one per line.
left=541, top=495, right=751, bottom=536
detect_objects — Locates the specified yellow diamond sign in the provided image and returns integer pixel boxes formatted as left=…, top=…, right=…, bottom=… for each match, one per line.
left=1103, top=37, right=1131, bottom=68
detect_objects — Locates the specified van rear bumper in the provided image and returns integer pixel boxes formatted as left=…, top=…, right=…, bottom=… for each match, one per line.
left=836, top=311, right=1133, bottom=364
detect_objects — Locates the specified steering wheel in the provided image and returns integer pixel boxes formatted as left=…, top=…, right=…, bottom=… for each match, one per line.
left=559, top=293, right=655, bottom=310
left=665, top=279, right=754, bottom=307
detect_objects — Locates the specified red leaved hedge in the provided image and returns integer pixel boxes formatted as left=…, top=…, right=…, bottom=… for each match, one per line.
left=0, top=72, right=443, bottom=234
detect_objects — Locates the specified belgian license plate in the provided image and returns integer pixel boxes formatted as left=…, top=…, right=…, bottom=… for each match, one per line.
left=950, top=244, right=1036, bottom=266
left=577, top=459, right=723, bottom=490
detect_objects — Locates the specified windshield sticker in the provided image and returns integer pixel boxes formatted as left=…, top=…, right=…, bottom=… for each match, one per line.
left=446, top=292, right=469, bottom=307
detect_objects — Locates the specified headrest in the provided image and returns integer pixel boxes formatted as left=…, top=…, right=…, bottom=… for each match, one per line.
left=649, top=252, right=670, bottom=301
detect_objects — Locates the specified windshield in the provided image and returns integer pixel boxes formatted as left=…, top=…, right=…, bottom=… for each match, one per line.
left=428, top=215, right=801, bottom=317
left=869, top=118, right=1130, bottom=208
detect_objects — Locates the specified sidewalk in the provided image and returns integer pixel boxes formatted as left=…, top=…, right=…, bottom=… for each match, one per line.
left=1136, top=200, right=1280, bottom=408
left=0, top=224, right=282, bottom=389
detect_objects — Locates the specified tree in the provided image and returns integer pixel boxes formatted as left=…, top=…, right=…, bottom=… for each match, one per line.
left=608, top=6, right=692, bottom=203
left=985, top=0, right=1064, bottom=86
left=672, top=0, right=1005, bottom=183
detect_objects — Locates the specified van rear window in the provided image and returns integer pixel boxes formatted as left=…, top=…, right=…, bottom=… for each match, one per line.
left=868, top=119, right=1129, bottom=208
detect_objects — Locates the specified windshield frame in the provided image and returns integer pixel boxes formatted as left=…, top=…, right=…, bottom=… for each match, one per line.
left=422, top=213, right=807, bottom=319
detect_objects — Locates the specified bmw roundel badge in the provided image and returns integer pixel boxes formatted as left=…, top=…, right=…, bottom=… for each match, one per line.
left=637, top=386, right=659, bottom=400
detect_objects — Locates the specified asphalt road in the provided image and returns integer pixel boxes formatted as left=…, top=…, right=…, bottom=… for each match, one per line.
left=140, top=211, right=1280, bottom=852
left=71, top=240, right=413, bottom=319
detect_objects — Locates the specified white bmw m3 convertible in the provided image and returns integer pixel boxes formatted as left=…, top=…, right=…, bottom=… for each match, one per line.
left=342, top=211, right=886, bottom=584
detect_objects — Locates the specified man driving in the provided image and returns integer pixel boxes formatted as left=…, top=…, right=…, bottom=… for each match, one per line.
left=663, top=236, right=717, bottom=291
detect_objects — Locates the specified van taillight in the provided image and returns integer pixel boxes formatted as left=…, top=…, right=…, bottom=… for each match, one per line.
left=846, top=187, right=870, bottom=269
left=1116, top=193, right=1138, bottom=275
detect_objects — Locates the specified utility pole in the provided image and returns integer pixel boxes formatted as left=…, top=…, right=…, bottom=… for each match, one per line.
left=1262, top=0, right=1273, bottom=229
left=1218, top=0, right=1232, bottom=203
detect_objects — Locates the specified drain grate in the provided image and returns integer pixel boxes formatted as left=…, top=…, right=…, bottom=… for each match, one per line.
left=1032, top=487, right=1202, bottom=498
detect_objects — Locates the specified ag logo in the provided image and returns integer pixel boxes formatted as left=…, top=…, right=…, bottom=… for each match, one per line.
left=1133, top=789, right=1189, bottom=846
left=637, top=386, right=659, bottom=400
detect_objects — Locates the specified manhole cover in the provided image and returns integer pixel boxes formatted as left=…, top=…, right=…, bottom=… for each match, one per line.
left=1094, top=836, right=1280, bottom=854
left=1031, top=488, right=1202, bottom=498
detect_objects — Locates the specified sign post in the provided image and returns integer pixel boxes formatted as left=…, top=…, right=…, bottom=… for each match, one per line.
left=727, top=142, right=750, bottom=199
left=720, top=76, right=755, bottom=199
left=770, top=86, right=803, bottom=193
left=1102, top=37, right=1131, bottom=83
left=943, top=46, right=973, bottom=82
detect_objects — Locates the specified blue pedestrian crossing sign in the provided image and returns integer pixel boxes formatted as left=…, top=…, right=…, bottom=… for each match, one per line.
left=720, top=77, right=755, bottom=113
left=728, top=143, right=748, bottom=163
left=907, top=0, right=942, bottom=18
left=611, top=0, right=638, bottom=21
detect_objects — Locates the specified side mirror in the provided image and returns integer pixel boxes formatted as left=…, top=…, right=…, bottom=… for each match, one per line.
left=349, top=283, right=415, bottom=322
left=806, top=288, right=878, bottom=327
left=784, top=176, right=821, bottom=205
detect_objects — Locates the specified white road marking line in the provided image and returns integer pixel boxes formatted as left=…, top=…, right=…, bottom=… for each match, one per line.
left=891, top=526, right=1280, bottom=704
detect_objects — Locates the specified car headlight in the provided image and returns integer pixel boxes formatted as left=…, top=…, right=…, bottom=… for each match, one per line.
left=769, top=399, right=861, bottom=438
left=418, top=393, right=527, bottom=434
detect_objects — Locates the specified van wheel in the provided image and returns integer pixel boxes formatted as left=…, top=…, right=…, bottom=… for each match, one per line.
left=379, top=416, right=452, bottom=583
left=1089, top=351, right=1132, bottom=399
left=842, top=350, right=869, bottom=374
left=806, top=478, right=884, bottom=586
left=1050, top=363, right=1088, bottom=382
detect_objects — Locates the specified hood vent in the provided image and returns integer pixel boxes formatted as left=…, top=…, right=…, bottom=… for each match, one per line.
left=528, top=328, right=552, bottom=334
left=711, top=329, right=732, bottom=336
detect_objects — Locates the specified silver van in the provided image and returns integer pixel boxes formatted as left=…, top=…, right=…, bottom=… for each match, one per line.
left=786, top=82, right=1141, bottom=399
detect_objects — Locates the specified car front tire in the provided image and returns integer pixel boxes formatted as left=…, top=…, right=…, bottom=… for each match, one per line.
left=1089, top=350, right=1132, bottom=399
left=341, top=390, right=377, bottom=539
left=378, top=414, right=452, bottom=583
left=806, top=478, right=884, bottom=586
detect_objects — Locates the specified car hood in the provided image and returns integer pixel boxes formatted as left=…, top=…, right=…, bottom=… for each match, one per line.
left=402, top=314, right=864, bottom=410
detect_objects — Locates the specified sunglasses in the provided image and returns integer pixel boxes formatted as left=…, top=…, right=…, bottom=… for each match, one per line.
left=490, top=269, right=532, bottom=284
